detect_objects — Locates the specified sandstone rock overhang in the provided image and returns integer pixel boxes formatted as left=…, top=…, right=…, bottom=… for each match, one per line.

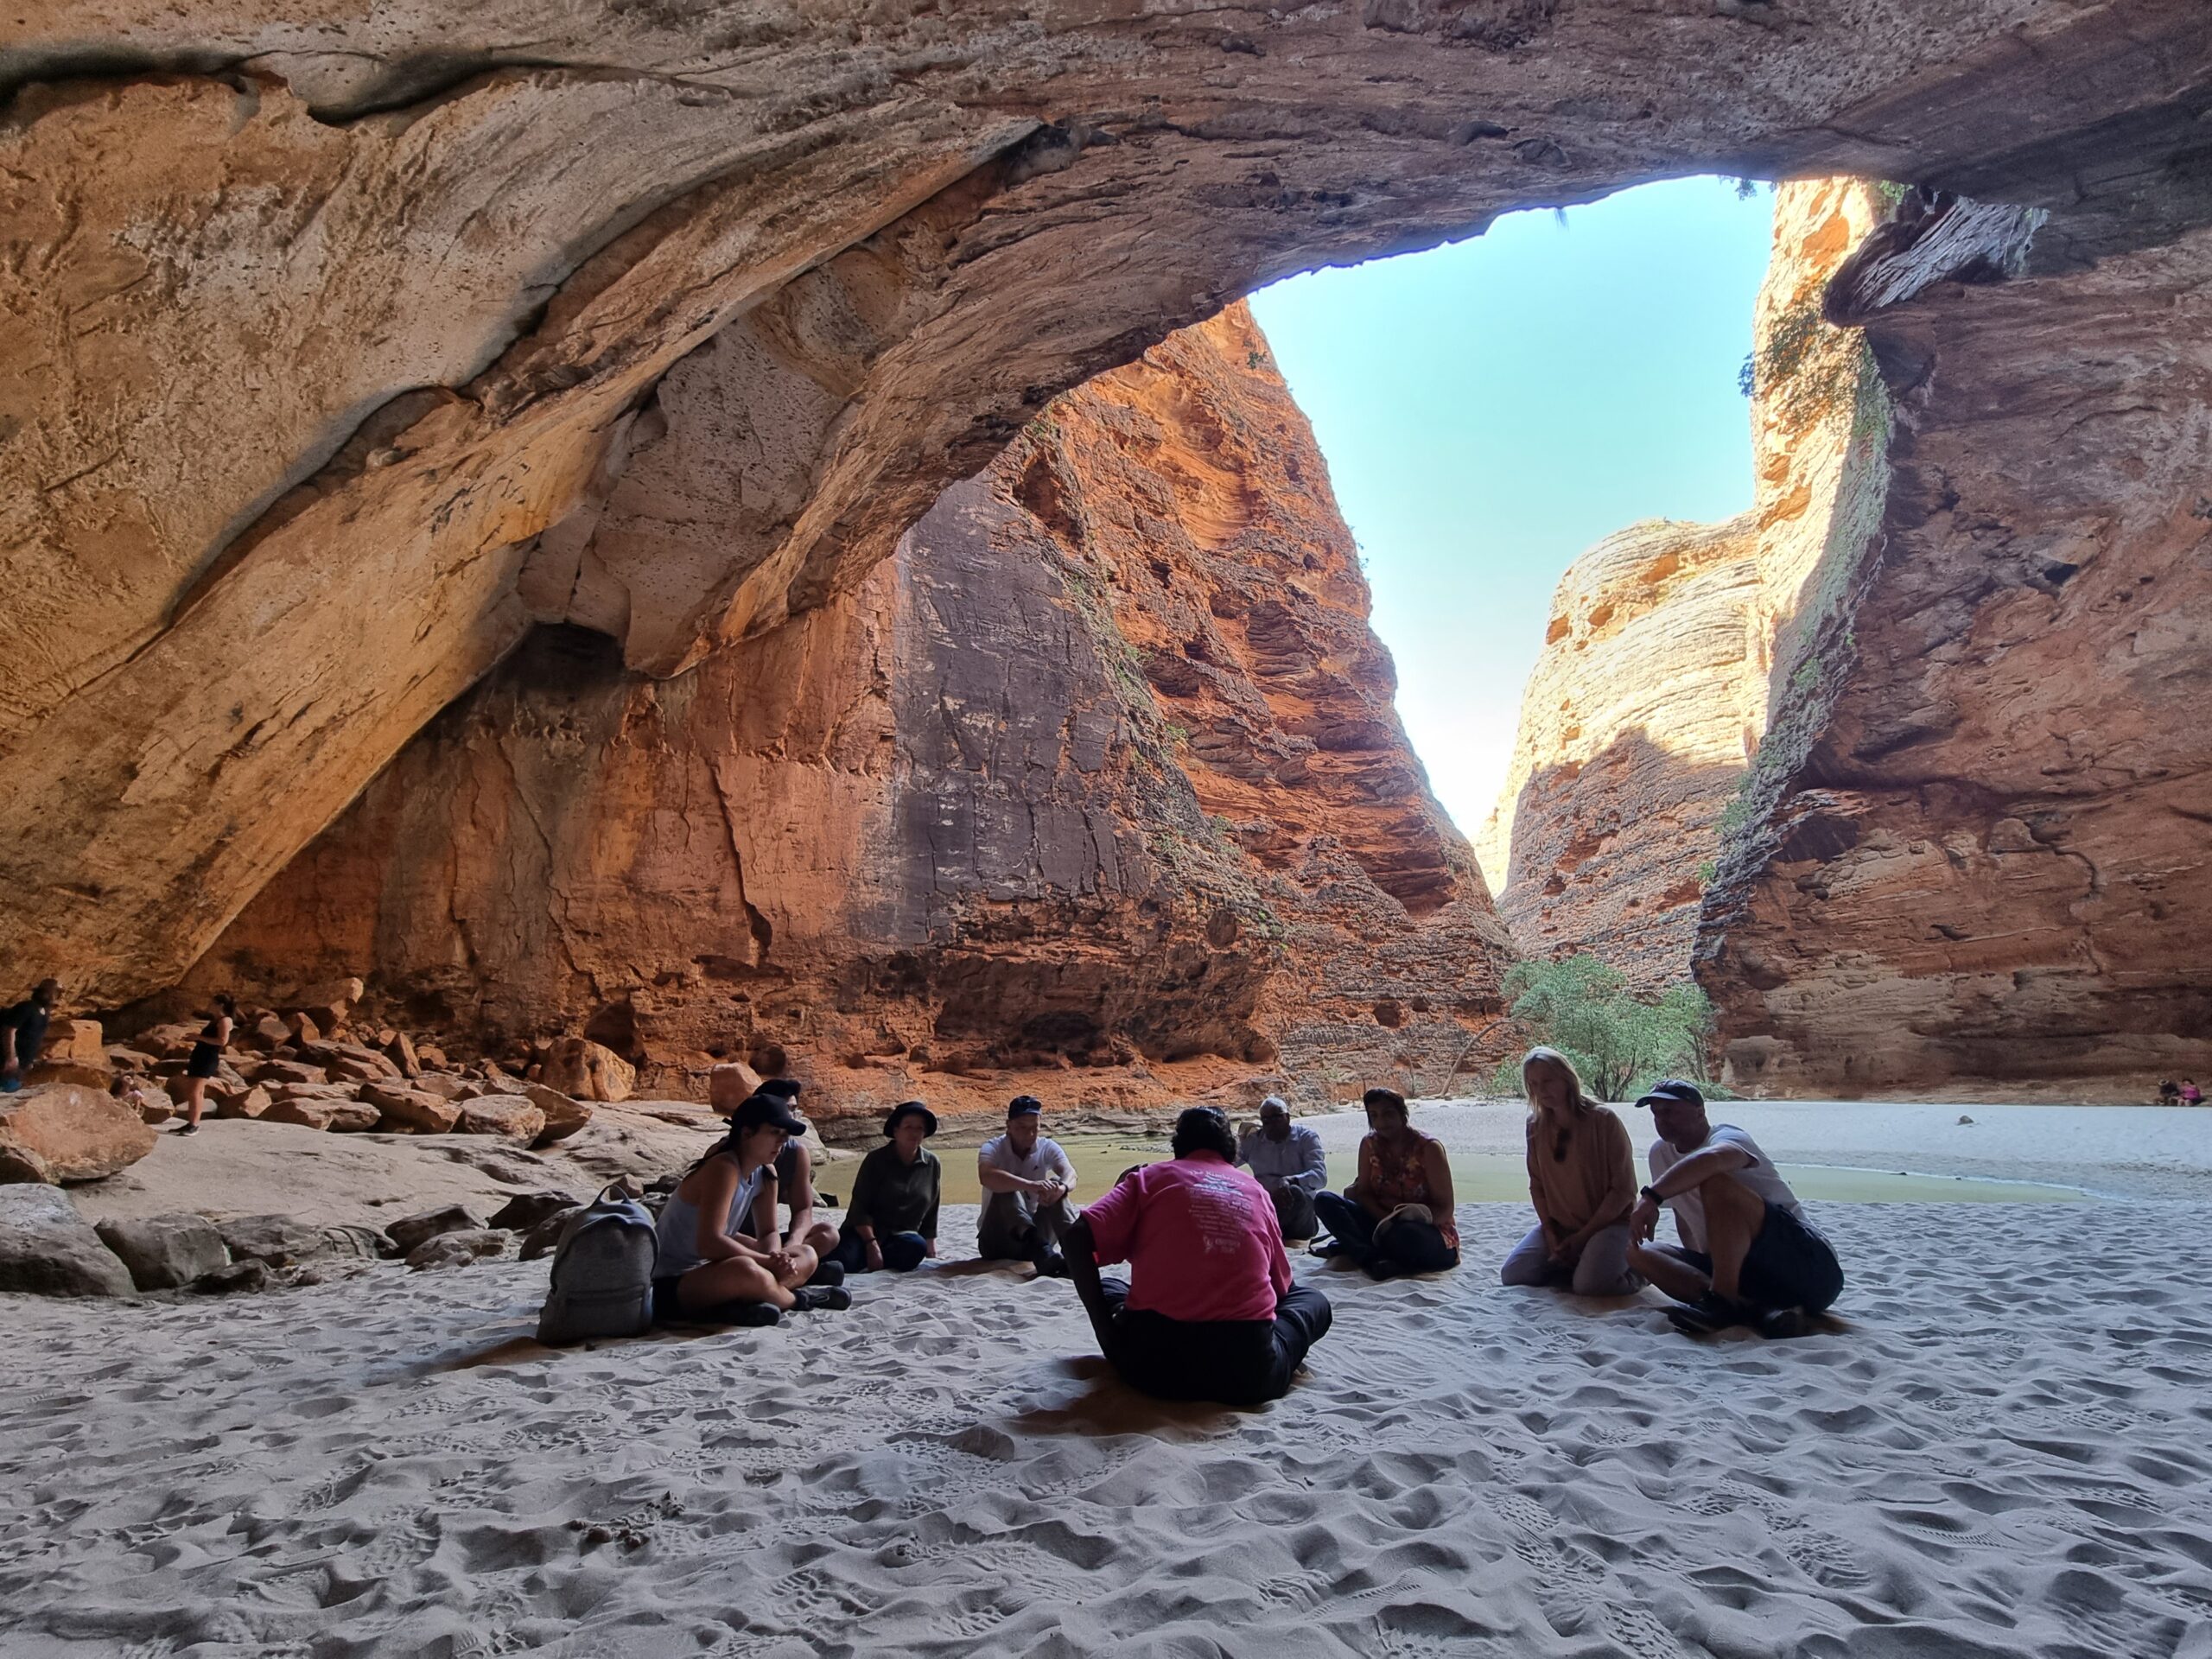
left=3, top=0, right=2210, bottom=1016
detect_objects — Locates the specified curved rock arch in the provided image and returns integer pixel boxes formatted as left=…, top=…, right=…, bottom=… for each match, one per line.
left=2, top=0, right=2209, bottom=1014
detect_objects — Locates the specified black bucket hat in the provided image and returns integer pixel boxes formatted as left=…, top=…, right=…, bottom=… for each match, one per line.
left=884, top=1100, right=938, bottom=1137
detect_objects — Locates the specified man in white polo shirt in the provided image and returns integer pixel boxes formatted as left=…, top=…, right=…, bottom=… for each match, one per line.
left=1625, top=1079, right=1843, bottom=1337
left=977, top=1095, right=1079, bottom=1277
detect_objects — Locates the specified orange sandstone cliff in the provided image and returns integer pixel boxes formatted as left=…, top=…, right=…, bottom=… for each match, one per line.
left=1477, top=179, right=1885, bottom=988
left=190, top=306, right=1517, bottom=1126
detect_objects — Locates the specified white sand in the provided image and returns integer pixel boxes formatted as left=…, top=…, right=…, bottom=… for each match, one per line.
left=7, top=1195, right=2212, bottom=1656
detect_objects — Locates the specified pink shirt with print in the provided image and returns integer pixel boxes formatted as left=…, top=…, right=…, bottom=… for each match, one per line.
left=1080, top=1151, right=1291, bottom=1323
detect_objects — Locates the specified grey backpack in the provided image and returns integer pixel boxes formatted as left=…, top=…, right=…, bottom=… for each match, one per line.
left=537, top=1184, right=658, bottom=1344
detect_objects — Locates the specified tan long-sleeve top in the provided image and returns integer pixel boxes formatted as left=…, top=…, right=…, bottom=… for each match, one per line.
left=1524, top=1106, right=1637, bottom=1236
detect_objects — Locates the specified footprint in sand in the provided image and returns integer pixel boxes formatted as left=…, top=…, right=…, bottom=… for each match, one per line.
left=1780, top=1528, right=1872, bottom=1590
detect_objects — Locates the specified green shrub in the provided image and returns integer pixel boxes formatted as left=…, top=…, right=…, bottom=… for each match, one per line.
left=1490, top=955, right=1718, bottom=1103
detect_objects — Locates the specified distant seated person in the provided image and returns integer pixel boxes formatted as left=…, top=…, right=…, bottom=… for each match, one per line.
left=976, top=1095, right=1078, bottom=1277
left=736, top=1078, right=845, bottom=1286
left=2183, top=1078, right=2205, bottom=1108
left=829, top=1100, right=941, bottom=1274
left=1312, top=1087, right=1459, bottom=1279
left=1, top=978, right=60, bottom=1094
left=1066, top=1106, right=1332, bottom=1406
left=653, top=1092, right=851, bottom=1325
left=1235, top=1095, right=1328, bottom=1242
left=1624, top=1079, right=1844, bottom=1337
left=1499, top=1046, right=1641, bottom=1296
left=2159, top=1079, right=2183, bottom=1106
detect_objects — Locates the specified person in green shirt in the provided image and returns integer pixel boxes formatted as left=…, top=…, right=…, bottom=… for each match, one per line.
left=829, top=1100, right=942, bottom=1273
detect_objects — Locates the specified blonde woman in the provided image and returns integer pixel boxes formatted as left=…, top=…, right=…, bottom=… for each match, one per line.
left=1498, top=1047, right=1640, bottom=1295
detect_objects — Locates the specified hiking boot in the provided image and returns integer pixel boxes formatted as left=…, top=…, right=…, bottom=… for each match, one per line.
left=791, top=1286, right=852, bottom=1313
left=1666, top=1292, right=1757, bottom=1336
left=690, top=1300, right=780, bottom=1328
left=1757, top=1306, right=1812, bottom=1340
left=808, top=1259, right=847, bottom=1288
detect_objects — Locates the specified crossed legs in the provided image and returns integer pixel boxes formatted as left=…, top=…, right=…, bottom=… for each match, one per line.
left=1627, top=1172, right=1767, bottom=1303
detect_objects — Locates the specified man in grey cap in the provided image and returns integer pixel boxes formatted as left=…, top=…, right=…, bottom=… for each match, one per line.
left=1236, top=1096, right=1328, bottom=1242
left=977, top=1095, right=1079, bottom=1277
left=1624, top=1079, right=1844, bottom=1337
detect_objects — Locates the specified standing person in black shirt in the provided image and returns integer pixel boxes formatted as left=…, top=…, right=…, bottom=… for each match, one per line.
left=175, top=994, right=237, bottom=1135
left=830, top=1101, right=941, bottom=1273
left=0, top=980, right=59, bottom=1094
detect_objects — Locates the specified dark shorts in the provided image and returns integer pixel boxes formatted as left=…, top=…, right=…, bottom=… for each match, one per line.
left=651, top=1275, right=687, bottom=1323
left=186, top=1042, right=223, bottom=1079
left=1676, top=1203, right=1843, bottom=1314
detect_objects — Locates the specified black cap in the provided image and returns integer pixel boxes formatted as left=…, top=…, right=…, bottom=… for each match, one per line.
left=1633, top=1079, right=1705, bottom=1110
left=884, top=1100, right=938, bottom=1137
left=733, top=1093, right=809, bottom=1135
left=758, top=1077, right=803, bottom=1102
left=1007, top=1095, right=1043, bottom=1118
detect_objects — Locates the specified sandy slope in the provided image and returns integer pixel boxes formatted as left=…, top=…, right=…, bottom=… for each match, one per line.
left=5, top=1200, right=2211, bottom=1657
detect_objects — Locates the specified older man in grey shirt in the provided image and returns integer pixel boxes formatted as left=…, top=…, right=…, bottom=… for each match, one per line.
left=1236, top=1096, right=1328, bottom=1241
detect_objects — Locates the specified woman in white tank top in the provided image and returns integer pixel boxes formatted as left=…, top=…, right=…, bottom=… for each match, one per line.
left=656, top=1093, right=849, bottom=1319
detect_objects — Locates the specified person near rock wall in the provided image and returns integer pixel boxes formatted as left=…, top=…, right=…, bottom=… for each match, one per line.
left=1311, top=1089, right=1459, bottom=1280
left=976, top=1095, right=1078, bottom=1277
left=1066, top=1106, right=1332, bottom=1405
left=653, top=1093, right=851, bottom=1324
left=1499, top=1047, right=1640, bottom=1296
left=175, top=994, right=236, bottom=1135
left=734, top=1078, right=844, bottom=1287
left=1624, top=1079, right=1844, bottom=1338
left=1236, top=1096, right=1328, bottom=1242
left=829, top=1101, right=941, bottom=1274
left=0, top=979, right=59, bottom=1093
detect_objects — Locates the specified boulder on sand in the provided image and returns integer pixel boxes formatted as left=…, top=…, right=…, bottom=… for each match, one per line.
left=709, top=1060, right=764, bottom=1114
left=407, top=1229, right=511, bottom=1270
left=122, top=1081, right=177, bottom=1124
left=520, top=1206, right=584, bottom=1259
left=540, top=1038, right=635, bottom=1103
left=385, top=1203, right=483, bottom=1256
left=0, top=1185, right=135, bottom=1296
left=522, top=1084, right=593, bottom=1145
left=95, top=1213, right=229, bottom=1290
left=194, top=1259, right=269, bottom=1294
left=455, top=1095, right=546, bottom=1142
left=218, top=1214, right=330, bottom=1267
left=361, top=1083, right=461, bottom=1134
left=0, top=1083, right=157, bottom=1183
left=213, top=1084, right=273, bottom=1120
left=29, top=1020, right=111, bottom=1087
left=488, top=1190, right=581, bottom=1233
left=263, top=1096, right=380, bottom=1132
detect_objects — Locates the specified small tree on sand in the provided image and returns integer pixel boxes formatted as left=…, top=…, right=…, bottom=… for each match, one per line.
left=1491, top=955, right=1716, bottom=1103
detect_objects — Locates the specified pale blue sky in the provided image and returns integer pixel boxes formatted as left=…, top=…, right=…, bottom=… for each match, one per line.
left=1247, top=175, right=1775, bottom=844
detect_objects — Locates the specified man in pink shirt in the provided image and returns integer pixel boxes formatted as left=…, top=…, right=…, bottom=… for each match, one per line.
left=1066, top=1106, right=1333, bottom=1405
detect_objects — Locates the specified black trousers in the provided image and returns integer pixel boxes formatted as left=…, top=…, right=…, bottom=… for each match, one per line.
left=1084, top=1276, right=1332, bottom=1406
left=1313, top=1191, right=1458, bottom=1274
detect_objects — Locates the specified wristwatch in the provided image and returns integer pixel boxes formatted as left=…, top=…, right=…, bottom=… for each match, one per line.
left=1640, top=1184, right=1665, bottom=1204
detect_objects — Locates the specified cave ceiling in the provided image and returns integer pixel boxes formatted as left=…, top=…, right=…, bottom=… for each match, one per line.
left=3, top=0, right=2209, bottom=1005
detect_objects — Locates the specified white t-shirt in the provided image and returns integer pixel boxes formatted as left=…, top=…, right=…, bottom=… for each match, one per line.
left=1648, top=1124, right=1799, bottom=1254
left=979, top=1132, right=1075, bottom=1213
